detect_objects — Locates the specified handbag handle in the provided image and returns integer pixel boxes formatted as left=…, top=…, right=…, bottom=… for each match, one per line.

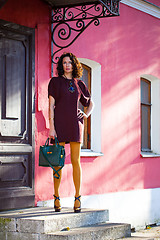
left=45, top=137, right=59, bottom=147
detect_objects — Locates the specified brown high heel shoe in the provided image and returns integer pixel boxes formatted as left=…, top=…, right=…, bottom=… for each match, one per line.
left=54, top=195, right=61, bottom=212
left=74, top=195, right=81, bottom=213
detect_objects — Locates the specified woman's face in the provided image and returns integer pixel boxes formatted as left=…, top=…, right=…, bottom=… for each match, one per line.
left=62, top=56, right=73, bottom=75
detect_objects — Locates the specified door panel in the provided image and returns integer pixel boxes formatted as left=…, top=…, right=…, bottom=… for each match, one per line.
left=0, top=154, right=30, bottom=188
left=1, top=39, right=26, bottom=138
left=0, top=20, right=35, bottom=210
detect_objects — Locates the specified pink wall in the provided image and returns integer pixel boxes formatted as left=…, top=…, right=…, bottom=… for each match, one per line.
left=1, top=1, right=160, bottom=205
left=50, top=3, right=160, bottom=199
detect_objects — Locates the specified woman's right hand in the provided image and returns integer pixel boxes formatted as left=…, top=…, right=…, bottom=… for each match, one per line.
left=49, top=127, right=57, bottom=139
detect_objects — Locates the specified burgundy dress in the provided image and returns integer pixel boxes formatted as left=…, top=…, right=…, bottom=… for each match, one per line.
left=48, top=76, right=91, bottom=143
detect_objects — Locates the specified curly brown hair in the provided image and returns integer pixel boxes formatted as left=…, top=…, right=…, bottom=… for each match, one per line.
left=56, top=52, right=83, bottom=78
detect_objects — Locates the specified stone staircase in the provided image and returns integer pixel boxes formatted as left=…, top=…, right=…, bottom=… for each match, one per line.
left=0, top=207, right=131, bottom=240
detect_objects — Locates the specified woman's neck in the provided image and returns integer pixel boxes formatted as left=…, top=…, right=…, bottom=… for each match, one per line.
left=63, top=73, right=73, bottom=79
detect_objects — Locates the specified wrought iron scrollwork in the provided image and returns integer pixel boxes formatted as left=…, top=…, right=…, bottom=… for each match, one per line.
left=51, top=0, right=120, bottom=64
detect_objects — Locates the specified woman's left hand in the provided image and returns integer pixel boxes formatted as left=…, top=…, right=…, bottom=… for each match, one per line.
left=77, top=109, right=88, bottom=119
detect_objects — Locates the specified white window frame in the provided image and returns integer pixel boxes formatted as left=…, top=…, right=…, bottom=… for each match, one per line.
left=141, top=74, right=160, bottom=157
left=79, top=58, right=103, bottom=157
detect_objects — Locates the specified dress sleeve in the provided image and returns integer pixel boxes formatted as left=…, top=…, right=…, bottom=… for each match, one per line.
left=78, top=80, right=91, bottom=107
left=48, top=77, right=59, bottom=99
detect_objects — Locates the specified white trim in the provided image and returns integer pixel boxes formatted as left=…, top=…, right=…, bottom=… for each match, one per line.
left=141, top=74, right=160, bottom=155
left=37, top=188, right=160, bottom=230
left=81, top=149, right=103, bottom=157
left=79, top=58, right=102, bottom=155
left=141, top=152, right=160, bottom=157
left=121, top=0, right=160, bottom=19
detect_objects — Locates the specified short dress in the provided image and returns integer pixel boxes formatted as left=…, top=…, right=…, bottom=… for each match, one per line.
left=48, top=76, right=91, bottom=143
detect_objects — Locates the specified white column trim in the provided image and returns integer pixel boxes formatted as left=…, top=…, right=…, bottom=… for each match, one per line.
left=121, top=0, right=160, bottom=19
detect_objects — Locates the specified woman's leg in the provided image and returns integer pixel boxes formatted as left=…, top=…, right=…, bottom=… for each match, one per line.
left=70, top=142, right=81, bottom=208
left=53, top=142, right=65, bottom=207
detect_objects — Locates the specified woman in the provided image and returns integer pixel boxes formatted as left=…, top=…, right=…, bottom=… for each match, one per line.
left=48, top=52, right=94, bottom=213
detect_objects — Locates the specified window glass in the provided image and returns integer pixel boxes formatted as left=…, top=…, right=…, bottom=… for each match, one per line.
left=141, top=80, right=150, bottom=104
left=141, top=78, right=151, bottom=151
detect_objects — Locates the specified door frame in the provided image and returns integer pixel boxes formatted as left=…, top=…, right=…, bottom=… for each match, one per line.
left=0, top=19, right=35, bottom=210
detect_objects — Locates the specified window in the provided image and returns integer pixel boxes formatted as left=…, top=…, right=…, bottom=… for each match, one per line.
left=79, top=64, right=91, bottom=149
left=141, top=78, right=151, bottom=151
left=140, top=75, right=160, bottom=156
left=79, top=58, right=102, bottom=156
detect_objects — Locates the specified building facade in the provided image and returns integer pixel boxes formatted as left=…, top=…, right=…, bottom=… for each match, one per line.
left=0, top=0, right=160, bottom=229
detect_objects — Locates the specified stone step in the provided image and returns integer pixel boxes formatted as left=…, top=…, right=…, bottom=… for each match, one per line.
left=0, top=207, right=109, bottom=234
left=0, top=222, right=131, bottom=240
left=120, top=238, right=154, bottom=240
left=42, top=222, right=131, bottom=240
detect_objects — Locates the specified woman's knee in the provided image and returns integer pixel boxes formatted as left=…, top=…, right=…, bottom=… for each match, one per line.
left=70, top=142, right=81, bottom=165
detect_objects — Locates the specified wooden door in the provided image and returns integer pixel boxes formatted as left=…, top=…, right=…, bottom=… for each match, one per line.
left=0, top=20, right=35, bottom=210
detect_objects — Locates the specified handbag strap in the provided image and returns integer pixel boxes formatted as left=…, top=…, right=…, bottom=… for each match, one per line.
left=45, top=155, right=62, bottom=179
left=53, top=166, right=63, bottom=179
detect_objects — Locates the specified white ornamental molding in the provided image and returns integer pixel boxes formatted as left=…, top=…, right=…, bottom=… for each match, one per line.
left=121, top=0, right=160, bottom=18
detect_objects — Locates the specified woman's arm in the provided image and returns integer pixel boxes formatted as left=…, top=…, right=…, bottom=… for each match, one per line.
left=78, top=99, right=95, bottom=119
left=84, top=99, right=94, bottom=118
left=49, top=95, right=57, bottom=139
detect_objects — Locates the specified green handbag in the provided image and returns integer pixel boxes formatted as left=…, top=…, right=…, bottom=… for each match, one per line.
left=39, top=137, right=65, bottom=179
